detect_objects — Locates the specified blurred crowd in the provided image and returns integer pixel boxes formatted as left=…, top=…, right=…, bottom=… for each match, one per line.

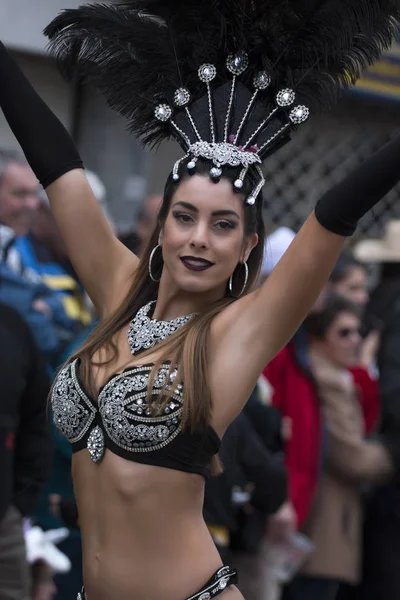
left=1, top=150, right=400, bottom=600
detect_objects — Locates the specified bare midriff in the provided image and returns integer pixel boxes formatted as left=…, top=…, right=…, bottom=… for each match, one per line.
left=72, top=450, right=241, bottom=600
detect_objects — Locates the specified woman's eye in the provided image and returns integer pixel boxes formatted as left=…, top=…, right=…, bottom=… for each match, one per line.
left=215, top=220, right=235, bottom=231
left=173, top=212, right=194, bottom=224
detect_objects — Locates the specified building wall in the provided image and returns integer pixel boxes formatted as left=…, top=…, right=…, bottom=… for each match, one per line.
left=0, top=0, right=88, bottom=53
left=0, top=51, right=74, bottom=148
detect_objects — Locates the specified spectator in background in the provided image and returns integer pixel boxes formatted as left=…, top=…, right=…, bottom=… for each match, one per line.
left=0, top=236, right=60, bottom=359
left=0, top=302, right=50, bottom=600
left=13, top=188, right=92, bottom=342
left=325, top=251, right=381, bottom=433
left=342, top=221, right=400, bottom=600
left=195, top=409, right=285, bottom=563
left=0, top=150, right=40, bottom=236
left=327, top=252, right=369, bottom=307
left=8, top=170, right=113, bottom=362
left=119, top=194, right=162, bottom=257
left=281, top=296, right=394, bottom=600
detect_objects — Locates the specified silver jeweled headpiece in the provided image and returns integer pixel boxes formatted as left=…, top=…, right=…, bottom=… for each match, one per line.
left=154, top=52, right=309, bottom=205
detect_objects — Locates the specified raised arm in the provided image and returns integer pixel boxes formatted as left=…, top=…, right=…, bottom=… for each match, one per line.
left=0, top=42, right=138, bottom=317
left=212, top=134, right=400, bottom=420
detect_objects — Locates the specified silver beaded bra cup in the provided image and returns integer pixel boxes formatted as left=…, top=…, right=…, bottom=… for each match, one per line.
left=127, top=301, right=196, bottom=355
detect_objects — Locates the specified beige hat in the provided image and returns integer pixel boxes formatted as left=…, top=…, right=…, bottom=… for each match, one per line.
left=354, top=220, right=400, bottom=263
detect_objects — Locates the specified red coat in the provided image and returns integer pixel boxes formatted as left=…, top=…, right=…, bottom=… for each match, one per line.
left=263, top=343, right=380, bottom=527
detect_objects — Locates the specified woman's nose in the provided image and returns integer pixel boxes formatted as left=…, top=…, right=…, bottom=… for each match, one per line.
left=189, top=223, right=209, bottom=248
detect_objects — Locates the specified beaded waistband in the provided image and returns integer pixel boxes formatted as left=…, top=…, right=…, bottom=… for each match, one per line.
left=77, top=565, right=238, bottom=600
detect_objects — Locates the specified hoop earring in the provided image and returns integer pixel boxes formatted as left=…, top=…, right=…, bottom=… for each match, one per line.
left=149, top=244, right=163, bottom=283
left=229, top=261, right=249, bottom=298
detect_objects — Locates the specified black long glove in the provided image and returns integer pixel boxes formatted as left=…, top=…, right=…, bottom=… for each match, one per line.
left=315, top=134, right=400, bottom=236
left=0, top=41, right=83, bottom=187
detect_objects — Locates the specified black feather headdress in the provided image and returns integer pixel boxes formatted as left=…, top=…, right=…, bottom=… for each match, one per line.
left=44, top=1, right=400, bottom=204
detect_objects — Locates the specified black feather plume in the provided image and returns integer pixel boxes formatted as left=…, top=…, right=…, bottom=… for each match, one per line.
left=44, top=1, right=400, bottom=149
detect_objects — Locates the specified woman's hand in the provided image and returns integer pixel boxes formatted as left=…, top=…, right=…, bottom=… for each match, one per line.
left=359, top=329, right=380, bottom=370
left=268, top=501, right=298, bottom=544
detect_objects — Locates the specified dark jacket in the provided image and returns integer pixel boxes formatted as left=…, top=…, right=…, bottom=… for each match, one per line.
left=377, top=296, right=400, bottom=470
left=0, top=303, right=51, bottom=521
left=203, top=409, right=287, bottom=552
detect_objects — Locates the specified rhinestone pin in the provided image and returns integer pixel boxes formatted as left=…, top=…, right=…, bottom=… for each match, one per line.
left=198, top=64, right=217, bottom=83
left=154, top=104, right=172, bottom=122
left=226, top=52, right=249, bottom=75
left=289, top=105, right=310, bottom=124
left=276, top=88, right=295, bottom=107
left=87, top=426, right=105, bottom=463
left=174, top=88, right=191, bottom=107
left=253, top=71, right=271, bottom=90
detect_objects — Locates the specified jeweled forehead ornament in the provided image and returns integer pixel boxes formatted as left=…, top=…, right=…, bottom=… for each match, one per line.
left=154, top=52, right=310, bottom=206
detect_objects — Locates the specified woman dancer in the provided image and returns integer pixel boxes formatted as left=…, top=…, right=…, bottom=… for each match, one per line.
left=1, top=2, right=400, bottom=599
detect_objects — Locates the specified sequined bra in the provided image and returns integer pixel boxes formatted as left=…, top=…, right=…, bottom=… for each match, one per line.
left=51, top=359, right=220, bottom=477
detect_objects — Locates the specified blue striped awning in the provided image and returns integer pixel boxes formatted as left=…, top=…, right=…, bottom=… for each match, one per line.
left=353, top=39, right=400, bottom=101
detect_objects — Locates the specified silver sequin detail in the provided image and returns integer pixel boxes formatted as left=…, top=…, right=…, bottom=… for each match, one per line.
left=52, top=361, right=185, bottom=457
left=226, top=52, right=248, bottom=75
left=189, top=141, right=261, bottom=168
left=219, top=577, right=229, bottom=590
left=127, top=301, right=195, bottom=356
left=289, top=105, right=310, bottom=124
left=87, top=426, right=105, bottom=463
left=198, top=64, right=216, bottom=83
left=51, top=362, right=96, bottom=443
left=99, top=365, right=183, bottom=453
left=276, top=88, right=295, bottom=107
left=154, top=104, right=172, bottom=122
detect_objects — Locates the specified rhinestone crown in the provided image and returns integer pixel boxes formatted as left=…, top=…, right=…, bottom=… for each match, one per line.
left=153, top=51, right=310, bottom=205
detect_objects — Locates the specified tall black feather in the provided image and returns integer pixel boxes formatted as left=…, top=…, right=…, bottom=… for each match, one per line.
left=44, top=0, right=400, bottom=149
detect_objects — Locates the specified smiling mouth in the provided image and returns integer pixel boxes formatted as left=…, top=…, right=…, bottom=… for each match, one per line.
left=180, top=256, right=214, bottom=272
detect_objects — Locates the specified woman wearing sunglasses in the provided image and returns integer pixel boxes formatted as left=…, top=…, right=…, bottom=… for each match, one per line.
left=280, top=295, right=394, bottom=600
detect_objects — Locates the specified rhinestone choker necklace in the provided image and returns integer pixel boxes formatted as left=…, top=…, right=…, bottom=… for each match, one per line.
left=127, top=301, right=196, bottom=355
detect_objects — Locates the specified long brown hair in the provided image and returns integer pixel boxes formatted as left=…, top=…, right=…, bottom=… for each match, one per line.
left=70, top=159, right=265, bottom=469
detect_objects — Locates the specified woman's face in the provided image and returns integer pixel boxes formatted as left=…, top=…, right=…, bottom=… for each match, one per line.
left=159, top=175, right=258, bottom=299
left=331, top=266, right=369, bottom=307
left=321, top=311, right=361, bottom=368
